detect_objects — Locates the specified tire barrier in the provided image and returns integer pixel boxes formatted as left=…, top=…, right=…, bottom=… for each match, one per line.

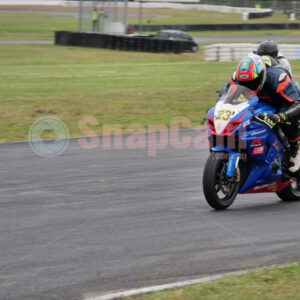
left=55, top=31, right=195, bottom=53
left=204, top=43, right=300, bottom=62
left=245, top=10, right=273, bottom=19
left=131, top=22, right=300, bottom=32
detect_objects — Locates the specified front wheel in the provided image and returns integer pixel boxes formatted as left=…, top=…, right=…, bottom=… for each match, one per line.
left=203, top=152, right=240, bottom=210
left=276, top=180, right=300, bottom=201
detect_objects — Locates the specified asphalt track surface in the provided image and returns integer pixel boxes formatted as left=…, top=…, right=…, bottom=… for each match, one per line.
left=1, top=129, right=300, bottom=300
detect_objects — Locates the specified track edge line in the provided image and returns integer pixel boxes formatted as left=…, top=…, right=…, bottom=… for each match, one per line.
left=84, top=262, right=298, bottom=300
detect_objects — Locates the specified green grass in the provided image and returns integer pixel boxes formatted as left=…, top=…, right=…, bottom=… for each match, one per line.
left=144, top=30, right=300, bottom=38
left=188, top=30, right=300, bottom=38
left=0, top=33, right=54, bottom=41
left=1, top=8, right=300, bottom=142
left=129, top=10, right=298, bottom=25
left=123, top=263, right=300, bottom=300
left=0, top=10, right=298, bottom=41
left=0, top=17, right=77, bottom=40
left=1, top=44, right=300, bottom=142
left=0, top=12, right=71, bottom=19
left=0, top=44, right=230, bottom=142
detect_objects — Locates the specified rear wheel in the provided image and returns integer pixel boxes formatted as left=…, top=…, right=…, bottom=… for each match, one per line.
left=276, top=180, right=300, bottom=201
left=203, top=152, right=240, bottom=210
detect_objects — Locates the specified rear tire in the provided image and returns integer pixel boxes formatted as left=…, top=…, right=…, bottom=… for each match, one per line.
left=203, top=152, right=239, bottom=210
left=276, top=180, right=300, bottom=201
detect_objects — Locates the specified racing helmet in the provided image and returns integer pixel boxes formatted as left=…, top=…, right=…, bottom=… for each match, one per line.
left=236, top=56, right=266, bottom=91
left=257, top=40, right=279, bottom=58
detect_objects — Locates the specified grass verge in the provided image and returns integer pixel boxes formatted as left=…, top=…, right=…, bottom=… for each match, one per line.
left=0, top=17, right=77, bottom=41
left=124, top=263, right=300, bottom=300
left=129, top=10, right=297, bottom=25
left=0, top=12, right=71, bottom=19
left=0, top=9, right=299, bottom=41
left=0, top=44, right=223, bottom=142
left=1, top=44, right=300, bottom=142
left=188, top=30, right=300, bottom=38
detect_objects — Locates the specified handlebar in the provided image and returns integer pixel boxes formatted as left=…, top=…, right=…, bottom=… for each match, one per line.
left=249, top=108, right=290, bottom=151
left=250, top=109, right=291, bottom=126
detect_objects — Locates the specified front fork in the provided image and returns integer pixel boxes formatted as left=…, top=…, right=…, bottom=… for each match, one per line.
left=226, top=152, right=240, bottom=182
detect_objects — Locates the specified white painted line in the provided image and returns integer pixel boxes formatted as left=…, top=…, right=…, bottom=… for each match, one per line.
left=85, top=270, right=246, bottom=300
left=85, top=263, right=298, bottom=300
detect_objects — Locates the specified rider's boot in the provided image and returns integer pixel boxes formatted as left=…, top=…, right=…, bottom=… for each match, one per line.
left=288, top=140, right=300, bottom=173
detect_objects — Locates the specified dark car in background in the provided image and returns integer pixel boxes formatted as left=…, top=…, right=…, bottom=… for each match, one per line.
left=153, top=30, right=198, bottom=52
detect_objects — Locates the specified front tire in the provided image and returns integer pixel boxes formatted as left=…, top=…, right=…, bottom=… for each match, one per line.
left=276, top=180, right=300, bottom=201
left=203, top=152, right=240, bottom=210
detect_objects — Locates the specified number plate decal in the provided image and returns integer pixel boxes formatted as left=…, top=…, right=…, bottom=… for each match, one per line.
left=215, top=109, right=233, bottom=121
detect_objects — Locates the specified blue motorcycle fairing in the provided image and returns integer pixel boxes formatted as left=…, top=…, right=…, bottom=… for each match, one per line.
left=208, top=99, right=284, bottom=194
left=207, top=107, right=215, bottom=120
left=247, top=96, right=259, bottom=108
left=252, top=102, right=276, bottom=115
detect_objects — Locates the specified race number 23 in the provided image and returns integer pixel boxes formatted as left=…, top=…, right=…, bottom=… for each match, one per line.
left=215, top=109, right=233, bottom=121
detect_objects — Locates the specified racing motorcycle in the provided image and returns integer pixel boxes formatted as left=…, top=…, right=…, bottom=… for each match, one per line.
left=203, top=84, right=300, bottom=210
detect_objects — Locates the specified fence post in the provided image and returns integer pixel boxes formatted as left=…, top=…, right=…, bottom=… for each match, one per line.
left=78, top=0, right=83, bottom=32
left=124, top=0, right=128, bottom=35
left=139, top=1, right=143, bottom=34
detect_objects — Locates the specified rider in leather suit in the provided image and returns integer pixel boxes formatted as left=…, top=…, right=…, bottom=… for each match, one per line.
left=225, top=55, right=300, bottom=173
left=256, top=40, right=292, bottom=75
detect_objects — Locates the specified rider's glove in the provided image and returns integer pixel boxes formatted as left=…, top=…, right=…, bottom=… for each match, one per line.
left=258, top=113, right=287, bottom=128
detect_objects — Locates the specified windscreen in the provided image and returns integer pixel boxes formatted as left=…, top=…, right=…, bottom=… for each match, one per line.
left=223, top=85, right=257, bottom=105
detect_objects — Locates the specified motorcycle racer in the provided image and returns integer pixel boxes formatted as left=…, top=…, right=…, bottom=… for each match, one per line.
left=256, top=39, right=292, bottom=75
left=226, top=55, right=300, bottom=173
left=255, top=40, right=300, bottom=95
